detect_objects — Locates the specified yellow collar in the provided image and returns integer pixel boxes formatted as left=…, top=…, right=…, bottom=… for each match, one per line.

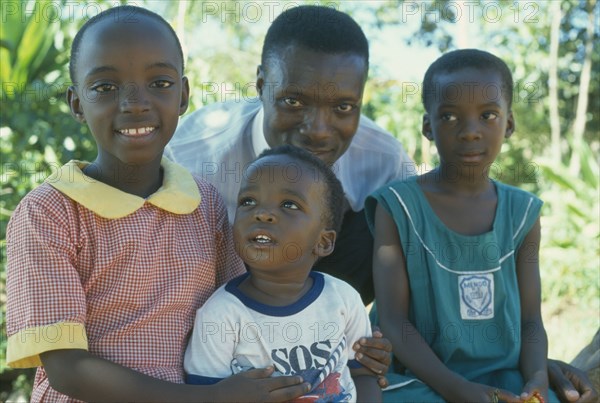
left=47, top=158, right=200, bottom=219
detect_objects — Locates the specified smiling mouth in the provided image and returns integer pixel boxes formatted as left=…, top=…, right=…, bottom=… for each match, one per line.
left=117, top=127, right=157, bottom=136
left=253, top=234, right=274, bottom=244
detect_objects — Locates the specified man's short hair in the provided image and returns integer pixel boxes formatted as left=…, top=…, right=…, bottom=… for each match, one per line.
left=422, top=48, right=514, bottom=112
left=261, top=5, right=369, bottom=70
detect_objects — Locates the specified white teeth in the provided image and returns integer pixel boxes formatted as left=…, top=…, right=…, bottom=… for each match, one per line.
left=118, top=127, right=155, bottom=136
left=254, top=235, right=272, bottom=243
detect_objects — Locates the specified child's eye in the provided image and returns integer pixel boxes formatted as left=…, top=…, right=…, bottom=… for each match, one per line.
left=441, top=113, right=457, bottom=121
left=92, top=83, right=117, bottom=92
left=150, top=80, right=174, bottom=89
left=281, top=200, right=299, bottom=210
left=336, top=103, right=355, bottom=113
left=283, top=97, right=302, bottom=108
left=482, top=112, right=499, bottom=120
left=239, top=197, right=256, bottom=207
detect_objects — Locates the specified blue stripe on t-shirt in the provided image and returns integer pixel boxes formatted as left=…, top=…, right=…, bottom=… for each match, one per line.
left=347, top=359, right=363, bottom=369
left=225, top=271, right=325, bottom=316
left=186, top=374, right=224, bottom=385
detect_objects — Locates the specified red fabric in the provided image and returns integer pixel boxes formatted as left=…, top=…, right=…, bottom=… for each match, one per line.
left=7, top=178, right=245, bottom=402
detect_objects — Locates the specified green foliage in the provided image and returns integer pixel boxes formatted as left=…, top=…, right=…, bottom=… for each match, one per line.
left=537, top=139, right=600, bottom=312
left=362, top=78, right=425, bottom=160
left=366, top=0, right=457, bottom=50
left=1, top=0, right=63, bottom=97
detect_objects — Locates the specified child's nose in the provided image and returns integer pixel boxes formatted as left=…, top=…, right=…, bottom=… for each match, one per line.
left=120, top=83, right=150, bottom=114
left=255, top=208, right=276, bottom=223
left=458, top=120, right=482, bottom=141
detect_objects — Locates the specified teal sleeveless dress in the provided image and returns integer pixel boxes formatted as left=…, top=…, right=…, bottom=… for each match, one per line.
left=365, top=177, right=557, bottom=402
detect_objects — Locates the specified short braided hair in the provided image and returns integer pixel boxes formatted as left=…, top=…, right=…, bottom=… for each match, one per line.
left=69, top=5, right=184, bottom=82
left=422, top=49, right=513, bottom=112
left=257, top=145, right=345, bottom=233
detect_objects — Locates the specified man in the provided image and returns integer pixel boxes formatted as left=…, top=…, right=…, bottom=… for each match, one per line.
left=167, top=5, right=597, bottom=402
left=167, top=5, right=413, bottom=305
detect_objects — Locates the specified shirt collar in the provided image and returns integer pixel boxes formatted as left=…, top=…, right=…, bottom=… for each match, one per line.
left=251, top=107, right=269, bottom=157
left=46, top=158, right=201, bottom=219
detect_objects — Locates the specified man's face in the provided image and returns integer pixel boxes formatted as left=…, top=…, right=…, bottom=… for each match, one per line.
left=257, top=45, right=367, bottom=166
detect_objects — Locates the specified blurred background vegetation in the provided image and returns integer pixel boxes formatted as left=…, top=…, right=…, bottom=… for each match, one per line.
left=1, top=0, right=598, bottom=400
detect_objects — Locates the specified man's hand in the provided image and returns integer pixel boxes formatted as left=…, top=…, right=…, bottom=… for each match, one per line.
left=353, top=329, right=392, bottom=388
left=548, top=359, right=598, bottom=403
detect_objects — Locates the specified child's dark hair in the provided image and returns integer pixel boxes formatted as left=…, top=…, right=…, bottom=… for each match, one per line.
left=69, top=5, right=184, bottom=82
left=261, top=5, right=369, bottom=71
left=422, top=49, right=513, bottom=112
left=257, top=145, right=345, bottom=233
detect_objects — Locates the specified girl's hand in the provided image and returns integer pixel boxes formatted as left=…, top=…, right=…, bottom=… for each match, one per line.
left=521, top=371, right=549, bottom=403
left=445, top=380, right=520, bottom=403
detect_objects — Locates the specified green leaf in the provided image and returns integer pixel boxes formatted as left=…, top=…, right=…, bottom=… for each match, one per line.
left=538, top=162, right=580, bottom=193
left=12, top=0, right=59, bottom=86
left=574, top=139, right=600, bottom=188
left=0, top=0, right=26, bottom=53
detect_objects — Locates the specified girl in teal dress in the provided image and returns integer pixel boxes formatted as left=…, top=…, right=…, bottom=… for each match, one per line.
left=366, top=49, right=557, bottom=403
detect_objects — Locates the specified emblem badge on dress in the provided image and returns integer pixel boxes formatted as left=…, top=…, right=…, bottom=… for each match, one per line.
left=458, top=274, right=494, bottom=320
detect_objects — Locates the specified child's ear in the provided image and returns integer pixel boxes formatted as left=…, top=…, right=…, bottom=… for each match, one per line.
left=179, top=76, right=190, bottom=116
left=422, top=114, right=433, bottom=141
left=505, top=110, right=515, bottom=138
left=256, top=65, right=264, bottom=97
left=67, top=86, right=86, bottom=123
left=314, top=229, right=336, bottom=258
